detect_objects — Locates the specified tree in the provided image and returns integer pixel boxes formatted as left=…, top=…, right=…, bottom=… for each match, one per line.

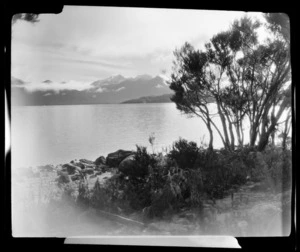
left=169, top=15, right=291, bottom=151
left=169, top=42, right=217, bottom=150
left=264, top=13, right=290, bottom=44
left=223, top=17, right=291, bottom=151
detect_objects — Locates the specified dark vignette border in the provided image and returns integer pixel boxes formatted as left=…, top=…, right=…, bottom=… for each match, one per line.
left=3, top=1, right=297, bottom=251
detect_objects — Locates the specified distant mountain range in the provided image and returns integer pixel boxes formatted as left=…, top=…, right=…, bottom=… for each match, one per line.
left=122, top=94, right=172, bottom=104
left=11, top=74, right=174, bottom=106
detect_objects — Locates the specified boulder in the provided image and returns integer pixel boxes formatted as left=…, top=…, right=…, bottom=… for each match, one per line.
left=81, top=168, right=94, bottom=175
left=79, top=159, right=95, bottom=165
left=70, top=174, right=82, bottom=181
left=73, top=162, right=85, bottom=169
left=106, top=149, right=135, bottom=167
left=57, top=171, right=71, bottom=184
left=95, top=156, right=106, bottom=165
left=85, top=164, right=96, bottom=169
left=62, top=163, right=82, bottom=175
left=96, top=164, right=110, bottom=171
left=118, top=154, right=136, bottom=174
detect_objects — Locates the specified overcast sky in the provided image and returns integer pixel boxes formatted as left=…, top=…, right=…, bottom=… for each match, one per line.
left=11, top=6, right=266, bottom=84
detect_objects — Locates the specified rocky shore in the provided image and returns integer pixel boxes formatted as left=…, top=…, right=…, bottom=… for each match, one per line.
left=12, top=148, right=291, bottom=237
left=13, top=149, right=136, bottom=186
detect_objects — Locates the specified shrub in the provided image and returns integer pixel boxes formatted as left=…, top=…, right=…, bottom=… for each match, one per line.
left=123, top=179, right=152, bottom=211
left=89, top=178, right=110, bottom=210
left=122, top=145, right=157, bottom=179
left=168, top=138, right=199, bottom=169
left=197, top=148, right=251, bottom=199
left=253, top=147, right=292, bottom=191
left=121, top=146, right=156, bottom=210
left=76, top=179, right=90, bottom=209
left=95, top=146, right=158, bottom=212
left=186, top=169, right=204, bottom=206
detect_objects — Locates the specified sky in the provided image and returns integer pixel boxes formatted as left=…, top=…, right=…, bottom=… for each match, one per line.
left=11, top=6, right=266, bottom=85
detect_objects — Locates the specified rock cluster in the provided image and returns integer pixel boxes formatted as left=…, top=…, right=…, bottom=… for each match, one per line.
left=54, top=149, right=136, bottom=185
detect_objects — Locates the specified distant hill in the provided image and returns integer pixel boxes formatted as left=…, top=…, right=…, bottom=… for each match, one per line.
left=11, top=74, right=172, bottom=106
left=122, top=94, right=173, bottom=104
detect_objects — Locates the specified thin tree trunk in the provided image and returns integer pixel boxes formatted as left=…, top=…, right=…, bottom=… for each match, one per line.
left=228, top=120, right=235, bottom=150
left=217, top=102, right=231, bottom=150
left=250, top=121, right=259, bottom=147
left=240, top=121, right=244, bottom=146
left=207, top=119, right=214, bottom=151
left=282, top=112, right=291, bottom=150
left=210, top=119, right=227, bottom=148
left=235, top=121, right=243, bottom=147
left=258, top=97, right=289, bottom=151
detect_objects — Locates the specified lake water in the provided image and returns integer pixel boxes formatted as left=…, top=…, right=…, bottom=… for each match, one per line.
left=11, top=103, right=227, bottom=169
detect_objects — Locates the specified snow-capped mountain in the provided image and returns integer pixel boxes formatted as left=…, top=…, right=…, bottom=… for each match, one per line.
left=11, top=74, right=173, bottom=105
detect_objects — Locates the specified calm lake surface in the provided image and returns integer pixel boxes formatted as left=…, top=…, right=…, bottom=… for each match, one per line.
left=11, top=103, right=226, bottom=169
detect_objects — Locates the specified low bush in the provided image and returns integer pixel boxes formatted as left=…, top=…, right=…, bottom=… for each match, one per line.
left=253, top=147, right=292, bottom=191
left=122, top=145, right=157, bottom=179
left=89, top=178, right=110, bottom=210
left=121, top=145, right=157, bottom=210
left=76, top=179, right=90, bottom=209
left=168, top=138, right=199, bottom=169
left=45, top=139, right=291, bottom=224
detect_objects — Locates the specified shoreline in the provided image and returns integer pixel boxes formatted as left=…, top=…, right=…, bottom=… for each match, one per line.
left=11, top=146, right=292, bottom=237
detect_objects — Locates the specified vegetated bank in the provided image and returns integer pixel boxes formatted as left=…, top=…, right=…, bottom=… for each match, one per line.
left=13, top=138, right=292, bottom=236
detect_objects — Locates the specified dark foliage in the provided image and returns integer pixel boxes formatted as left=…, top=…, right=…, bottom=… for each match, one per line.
left=68, top=141, right=291, bottom=221
left=168, top=138, right=200, bottom=169
left=76, top=179, right=90, bottom=209
left=128, top=145, right=156, bottom=179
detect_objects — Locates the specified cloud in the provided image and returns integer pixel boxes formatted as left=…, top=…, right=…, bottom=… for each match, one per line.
left=95, top=87, right=107, bottom=93
left=23, top=80, right=93, bottom=92
left=11, top=76, right=29, bottom=86
left=43, top=92, right=52, bottom=96
left=42, top=80, right=52, bottom=84
left=11, top=7, right=265, bottom=83
left=115, top=87, right=125, bottom=92
left=60, top=57, right=132, bottom=70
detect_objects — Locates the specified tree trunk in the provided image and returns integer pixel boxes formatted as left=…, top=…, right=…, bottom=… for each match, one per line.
left=241, top=123, right=244, bottom=146
left=250, top=121, right=259, bottom=147
left=217, top=103, right=231, bottom=150
left=207, top=119, right=214, bottom=151
left=238, top=111, right=244, bottom=146
left=282, top=112, right=291, bottom=150
left=257, top=98, right=289, bottom=151
left=235, top=122, right=243, bottom=147
left=210, top=119, right=227, bottom=149
left=271, top=131, right=276, bottom=146
left=224, top=113, right=235, bottom=150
